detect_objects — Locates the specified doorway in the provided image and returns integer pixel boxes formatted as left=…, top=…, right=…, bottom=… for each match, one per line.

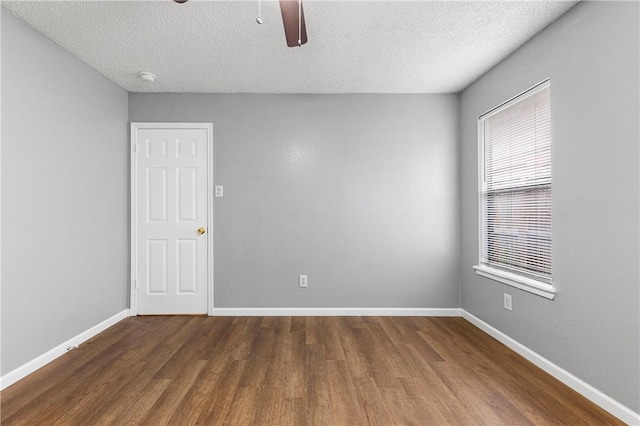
left=130, top=123, right=213, bottom=315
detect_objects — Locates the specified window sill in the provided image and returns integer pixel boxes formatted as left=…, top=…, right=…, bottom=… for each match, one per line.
left=473, top=265, right=556, bottom=300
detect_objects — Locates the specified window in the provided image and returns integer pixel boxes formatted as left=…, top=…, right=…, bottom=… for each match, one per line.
left=474, top=80, right=556, bottom=299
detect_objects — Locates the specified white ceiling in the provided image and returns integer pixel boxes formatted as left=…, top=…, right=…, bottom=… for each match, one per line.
left=3, top=0, right=577, bottom=94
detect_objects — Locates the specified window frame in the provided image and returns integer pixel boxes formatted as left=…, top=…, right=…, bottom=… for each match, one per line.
left=474, top=80, right=556, bottom=300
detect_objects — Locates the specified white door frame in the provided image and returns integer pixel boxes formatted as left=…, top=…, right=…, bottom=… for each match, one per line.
left=130, top=122, right=214, bottom=316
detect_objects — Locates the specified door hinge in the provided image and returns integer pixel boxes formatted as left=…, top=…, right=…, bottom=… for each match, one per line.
left=135, top=279, right=139, bottom=290
left=134, top=142, right=139, bottom=153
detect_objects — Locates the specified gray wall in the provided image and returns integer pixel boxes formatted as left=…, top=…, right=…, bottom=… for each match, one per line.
left=459, top=1, right=639, bottom=412
left=1, top=9, right=129, bottom=374
left=129, top=94, right=460, bottom=308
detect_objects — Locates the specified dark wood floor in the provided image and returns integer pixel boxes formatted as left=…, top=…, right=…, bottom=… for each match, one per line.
left=1, top=316, right=622, bottom=425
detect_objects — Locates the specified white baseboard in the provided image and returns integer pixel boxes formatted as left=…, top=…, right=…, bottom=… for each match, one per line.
left=212, top=307, right=462, bottom=317
left=461, top=310, right=640, bottom=426
left=0, top=309, right=131, bottom=391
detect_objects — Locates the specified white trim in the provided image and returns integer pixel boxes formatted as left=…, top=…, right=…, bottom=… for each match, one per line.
left=476, top=80, right=553, bottom=298
left=0, top=8, right=3, bottom=391
left=461, top=310, right=639, bottom=426
left=0, top=309, right=130, bottom=391
left=212, top=307, right=462, bottom=317
left=479, top=79, right=550, bottom=120
left=473, top=265, right=556, bottom=300
left=207, top=123, right=214, bottom=316
left=129, top=123, right=214, bottom=316
left=130, top=123, right=137, bottom=315
left=477, top=115, right=484, bottom=273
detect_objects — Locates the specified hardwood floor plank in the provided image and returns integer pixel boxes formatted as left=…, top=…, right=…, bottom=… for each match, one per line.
left=395, top=316, right=445, bottom=362
left=379, top=387, right=436, bottom=425
left=421, top=339, right=521, bottom=424
left=366, top=322, right=414, bottom=378
left=111, top=378, right=173, bottom=426
left=325, top=360, right=368, bottom=425
left=153, top=320, right=219, bottom=379
left=336, top=320, right=369, bottom=378
left=166, top=356, right=236, bottom=425
left=263, top=320, right=290, bottom=388
left=284, top=330, right=306, bottom=398
left=486, top=391, right=536, bottom=425
left=320, top=317, right=346, bottom=361
left=219, top=322, right=253, bottom=361
left=204, top=315, right=235, bottom=327
left=399, top=376, right=473, bottom=425
left=198, top=360, right=248, bottom=425
left=221, top=386, right=259, bottom=425
left=252, top=385, right=285, bottom=425
left=289, top=316, right=306, bottom=333
left=159, top=315, right=208, bottom=346
left=351, top=327, right=398, bottom=388
left=280, top=396, right=306, bottom=425
left=306, top=344, right=336, bottom=425
left=139, top=359, right=207, bottom=426
left=305, top=316, right=323, bottom=345
left=346, top=316, right=368, bottom=328
left=237, top=327, right=274, bottom=388
left=86, top=341, right=183, bottom=425
left=353, top=376, right=396, bottom=426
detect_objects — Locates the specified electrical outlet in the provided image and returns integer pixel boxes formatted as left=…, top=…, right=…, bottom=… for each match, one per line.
left=215, top=185, right=224, bottom=197
left=299, top=275, right=308, bottom=288
left=504, top=293, right=512, bottom=311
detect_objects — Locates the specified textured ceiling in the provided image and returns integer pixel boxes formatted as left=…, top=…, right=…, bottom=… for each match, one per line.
left=3, top=0, right=577, bottom=93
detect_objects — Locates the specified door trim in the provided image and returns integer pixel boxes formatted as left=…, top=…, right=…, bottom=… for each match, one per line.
left=130, top=122, right=214, bottom=316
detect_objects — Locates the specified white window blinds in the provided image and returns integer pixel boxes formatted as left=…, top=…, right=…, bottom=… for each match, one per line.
left=479, top=81, right=552, bottom=284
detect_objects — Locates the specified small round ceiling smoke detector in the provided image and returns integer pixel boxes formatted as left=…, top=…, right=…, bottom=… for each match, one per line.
left=138, top=72, right=156, bottom=82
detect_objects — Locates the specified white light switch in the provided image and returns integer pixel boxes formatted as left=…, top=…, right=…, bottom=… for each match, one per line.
left=215, top=185, right=224, bottom=197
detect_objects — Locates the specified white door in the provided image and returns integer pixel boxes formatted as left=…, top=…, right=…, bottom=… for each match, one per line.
left=131, top=123, right=212, bottom=314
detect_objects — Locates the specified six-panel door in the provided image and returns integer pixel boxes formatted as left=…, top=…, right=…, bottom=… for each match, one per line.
left=135, top=127, right=209, bottom=314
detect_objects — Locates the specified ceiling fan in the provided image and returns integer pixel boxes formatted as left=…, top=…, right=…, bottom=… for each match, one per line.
left=279, top=0, right=308, bottom=47
left=172, top=0, right=308, bottom=48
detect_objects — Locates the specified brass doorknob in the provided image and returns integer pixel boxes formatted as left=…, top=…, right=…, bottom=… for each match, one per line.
left=197, top=227, right=206, bottom=235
